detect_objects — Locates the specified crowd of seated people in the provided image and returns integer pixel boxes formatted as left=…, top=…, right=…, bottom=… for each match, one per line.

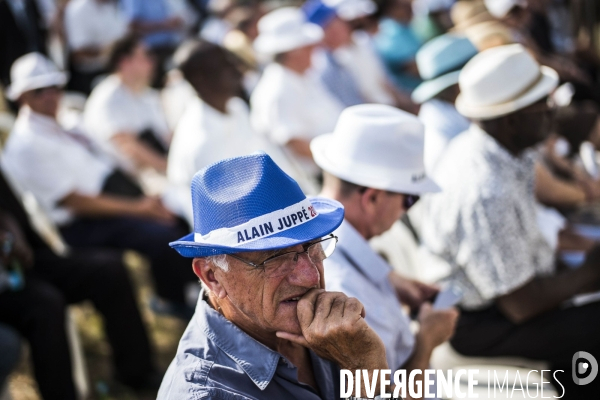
left=1, top=0, right=600, bottom=399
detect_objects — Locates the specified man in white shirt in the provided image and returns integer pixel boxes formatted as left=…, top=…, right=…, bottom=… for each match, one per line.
left=421, top=44, right=600, bottom=399
left=312, top=104, right=458, bottom=396
left=64, top=0, right=128, bottom=94
left=251, top=7, right=344, bottom=180
left=3, top=53, right=196, bottom=312
left=83, top=35, right=171, bottom=174
left=166, top=41, right=310, bottom=223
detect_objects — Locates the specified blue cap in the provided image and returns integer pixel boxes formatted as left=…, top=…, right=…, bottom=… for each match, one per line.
left=412, top=34, right=478, bottom=104
left=170, top=153, right=345, bottom=258
left=302, top=0, right=337, bottom=28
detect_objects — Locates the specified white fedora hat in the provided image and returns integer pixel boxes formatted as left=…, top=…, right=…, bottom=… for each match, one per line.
left=6, top=53, right=68, bottom=101
left=311, top=104, right=441, bottom=195
left=456, top=44, right=558, bottom=120
left=254, top=7, right=323, bottom=55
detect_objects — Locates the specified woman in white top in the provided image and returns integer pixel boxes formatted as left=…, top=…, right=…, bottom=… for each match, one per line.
left=250, top=7, right=343, bottom=180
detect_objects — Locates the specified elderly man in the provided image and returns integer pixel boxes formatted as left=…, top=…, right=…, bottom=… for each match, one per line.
left=158, top=153, right=391, bottom=399
left=421, top=44, right=600, bottom=399
left=312, top=104, right=458, bottom=398
left=2, top=52, right=196, bottom=312
left=251, top=7, right=344, bottom=182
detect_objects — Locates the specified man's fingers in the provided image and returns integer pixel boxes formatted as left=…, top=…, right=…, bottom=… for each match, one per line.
left=275, top=331, right=310, bottom=348
left=296, top=288, right=324, bottom=328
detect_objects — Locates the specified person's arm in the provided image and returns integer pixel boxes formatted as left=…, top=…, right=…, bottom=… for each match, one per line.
left=400, top=303, right=458, bottom=400
left=111, top=133, right=167, bottom=173
left=535, top=162, right=587, bottom=207
left=388, top=271, right=439, bottom=314
left=0, top=211, right=34, bottom=268
left=60, top=193, right=174, bottom=222
left=496, top=246, right=600, bottom=324
left=286, top=138, right=313, bottom=160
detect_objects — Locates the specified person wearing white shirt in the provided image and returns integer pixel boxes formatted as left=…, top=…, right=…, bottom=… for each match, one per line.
left=3, top=52, right=196, bottom=311
left=251, top=7, right=344, bottom=180
left=166, top=41, right=316, bottom=223
left=64, top=0, right=128, bottom=93
left=312, top=104, right=458, bottom=396
left=83, top=35, right=171, bottom=174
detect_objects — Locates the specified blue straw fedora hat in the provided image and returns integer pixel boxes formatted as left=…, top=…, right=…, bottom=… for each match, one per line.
left=411, top=34, right=478, bottom=104
left=170, top=153, right=345, bottom=258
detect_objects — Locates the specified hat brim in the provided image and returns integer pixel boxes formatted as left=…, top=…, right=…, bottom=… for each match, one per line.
left=412, top=70, right=461, bottom=104
left=254, top=24, right=323, bottom=55
left=170, top=197, right=344, bottom=258
left=456, top=66, right=559, bottom=120
left=311, top=134, right=441, bottom=195
left=6, top=72, right=68, bottom=101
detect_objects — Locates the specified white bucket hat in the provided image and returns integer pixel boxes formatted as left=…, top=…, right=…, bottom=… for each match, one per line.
left=484, top=0, right=527, bottom=18
left=456, top=44, right=558, bottom=120
left=254, top=7, right=324, bottom=55
left=325, top=0, right=376, bottom=21
left=311, top=104, right=441, bottom=195
left=6, top=53, right=68, bottom=101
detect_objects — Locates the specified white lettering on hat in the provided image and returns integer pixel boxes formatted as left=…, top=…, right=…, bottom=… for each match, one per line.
left=193, top=199, right=319, bottom=247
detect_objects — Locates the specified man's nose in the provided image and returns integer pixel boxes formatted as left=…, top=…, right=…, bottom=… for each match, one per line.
left=286, top=255, right=320, bottom=287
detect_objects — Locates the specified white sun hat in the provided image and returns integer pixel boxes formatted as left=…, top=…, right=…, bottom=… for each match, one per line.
left=6, top=53, right=68, bottom=101
left=254, top=7, right=324, bottom=56
left=311, top=104, right=440, bottom=195
left=484, top=0, right=527, bottom=18
left=455, top=44, right=558, bottom=120
left=325, top=0, right=376, bottom=21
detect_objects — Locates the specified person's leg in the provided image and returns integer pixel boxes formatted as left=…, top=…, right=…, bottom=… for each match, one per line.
left=33, top=248, right=156, bottom=387
left=60, top=217, right=196, bottom=304
left=451, top=303, right=600, bottom=399
left=0, top=323, right=21, bottom=388
left=0, top=278, right=77, bottom=400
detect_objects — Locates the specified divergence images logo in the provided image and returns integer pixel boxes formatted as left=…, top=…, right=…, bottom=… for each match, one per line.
left=572, top=351, right=598, bottom=386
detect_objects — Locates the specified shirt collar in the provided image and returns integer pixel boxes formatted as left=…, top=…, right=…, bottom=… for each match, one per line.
left=334, top=219, right=392, bottom=285
left=194, top=290, right=282, bottom=390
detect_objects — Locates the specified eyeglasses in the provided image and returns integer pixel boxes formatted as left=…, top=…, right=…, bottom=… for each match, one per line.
left=403, top=194, right=420, bottom=210
left=227, top=234, right=338, bottom=278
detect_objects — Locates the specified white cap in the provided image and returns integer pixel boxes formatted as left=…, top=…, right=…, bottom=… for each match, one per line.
left=6, top=53, right=67, bottom=101
left=484, top=0, right=527, bottom=18
left=254, top=7, right=323, bottom=55
left=311, top=104, right=440, bottom=195
left=456, top=44, right=558, bottom=120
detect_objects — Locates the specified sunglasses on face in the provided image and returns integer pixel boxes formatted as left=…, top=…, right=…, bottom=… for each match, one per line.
left=403, top=194, right=420, bottom=210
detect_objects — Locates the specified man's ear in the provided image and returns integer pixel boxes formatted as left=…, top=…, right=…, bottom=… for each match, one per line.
left=192, top=258, right=227, bottom=299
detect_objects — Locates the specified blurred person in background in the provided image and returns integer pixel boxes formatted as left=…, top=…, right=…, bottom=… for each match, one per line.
left=165, top=41, right=309, bottom=223
left=0, top=323, right=20, bottom=392
left=421, top=44, right=600, bottom=399
left=2, top=53, right=197, bottom=315
left=303, top=0, right=365, bottom=107
left=121, top=0, right=187, bottom=86
left=374, top=0, right=423, bottom=93
left=313, top=104, right=458, bottom=395
left=0, top=164, right=161, bottom=397
left=251, top=7, right=343, bottom=184
left=0, top=0, right=48, bottom=98
left=83, top=35, right=171, bottom=175
left=411, top=33, right=478, bottom=173
left=64, top=0, right=129, bottom=94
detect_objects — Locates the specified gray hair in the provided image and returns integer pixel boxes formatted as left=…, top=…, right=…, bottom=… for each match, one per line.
left=206, top=254, right=229, bottom=272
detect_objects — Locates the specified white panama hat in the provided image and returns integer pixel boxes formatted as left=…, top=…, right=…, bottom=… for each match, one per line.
left=254, top=7, right=324, bottom=56
left=456, top=44, right=558, bottom=120
left=6, top=53, right=67, bottom=101
left=311, top=104, right=441, bottom=195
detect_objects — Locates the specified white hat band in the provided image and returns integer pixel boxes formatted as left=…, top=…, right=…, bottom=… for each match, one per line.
left=193, top=199, right=319, bottom=247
